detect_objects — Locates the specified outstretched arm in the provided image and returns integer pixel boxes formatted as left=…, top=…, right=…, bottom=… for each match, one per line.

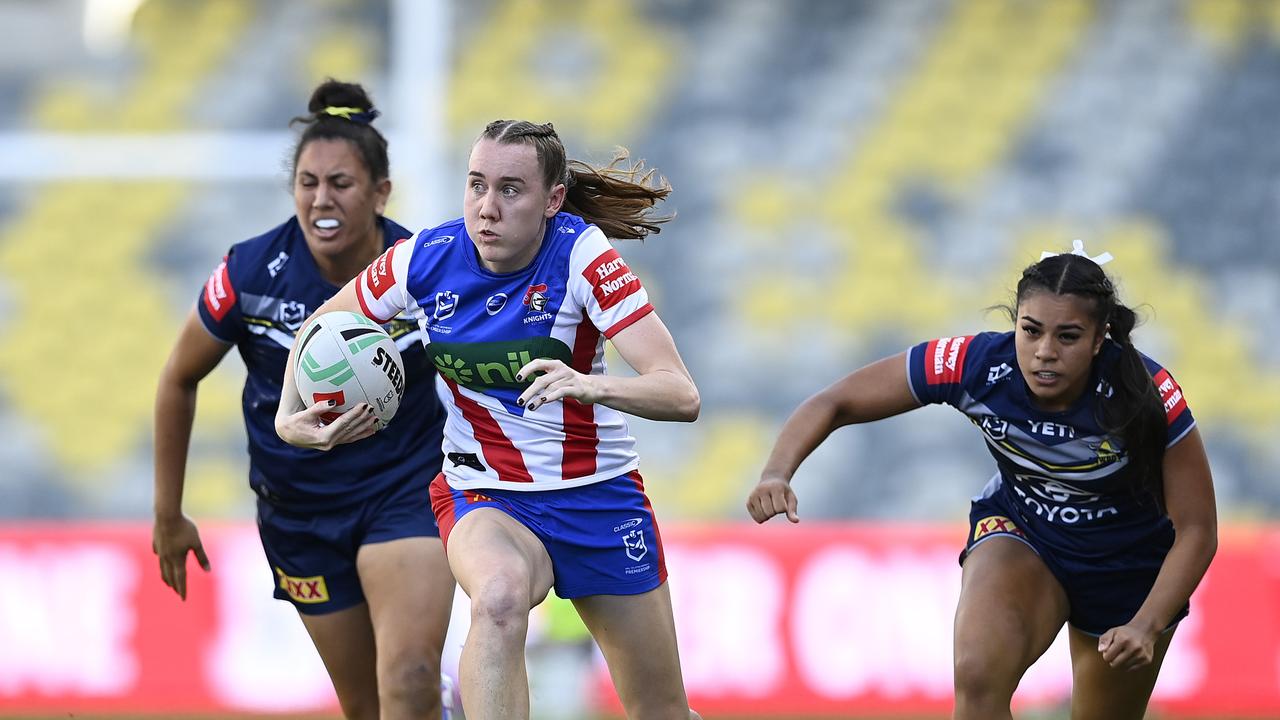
left=274, top=279, right=381, bottom=450
left=747, top=352, right=920, bottom=524
left=1098, top=427, right=1217, bottom=670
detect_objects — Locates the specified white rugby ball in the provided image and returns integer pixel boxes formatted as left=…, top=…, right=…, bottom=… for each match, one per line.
left=295, top=311, right=405, bottom=427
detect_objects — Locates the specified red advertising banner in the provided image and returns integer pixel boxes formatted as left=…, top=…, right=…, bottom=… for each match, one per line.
left=0, top=523, right=1274, bottom=717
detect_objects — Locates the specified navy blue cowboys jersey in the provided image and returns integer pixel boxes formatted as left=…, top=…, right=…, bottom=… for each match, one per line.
left=906, top=331, right=1195, bottom=563
left=197, top=216, right=446, bottom=511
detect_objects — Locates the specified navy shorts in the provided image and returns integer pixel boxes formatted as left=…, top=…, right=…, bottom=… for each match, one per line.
left=429, top=471, right=667, bottom=599
left=257, top=475, right=440, bottom=615
left=961, top=492, right=1186, bottom=637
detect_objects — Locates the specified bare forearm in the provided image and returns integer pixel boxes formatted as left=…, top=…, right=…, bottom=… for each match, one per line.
left=760, top=393, right=843, bottom=482
left=591, top=369, right=699, bottom=422
left=1130, top=524, right=1217, bottom=631
left=153, top=379, right=197, bottom=520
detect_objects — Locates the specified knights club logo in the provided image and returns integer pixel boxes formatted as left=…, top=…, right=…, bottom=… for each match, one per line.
left=522, top=283, right=549, bottom=313
left=622, top=529, right=647, bottom=562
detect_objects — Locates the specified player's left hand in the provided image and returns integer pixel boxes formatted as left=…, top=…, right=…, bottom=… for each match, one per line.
left=516, top=358, right=600, bottom=411
left=1098, top=621, right=1158, bottom=671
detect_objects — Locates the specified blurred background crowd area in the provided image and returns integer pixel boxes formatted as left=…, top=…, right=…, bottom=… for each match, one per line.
left=0, top=0, right=1276, bottom=526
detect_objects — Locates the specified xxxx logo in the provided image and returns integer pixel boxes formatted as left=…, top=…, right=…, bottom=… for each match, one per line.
left=973, top=515, right=1024, bottom=542
left=274, top=568, right=330, bottom=604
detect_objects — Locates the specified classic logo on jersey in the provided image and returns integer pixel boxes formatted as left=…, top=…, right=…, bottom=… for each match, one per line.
left=278, top=301, right=307, bottom=331
left=203, top=258, right=237, bottom=322
left=973, top=515, right=1024, bottom=542
left=986, top=363, right=1013, bottom=385
left=267, top=251, right=290, bottom=277
left=522, top=283, right=549, bottom=313
left=274, top=568, right=330, bottom=604
left=1152, top=368, right=1188, bottom=424
left=486, top=293, right=508, bottom=315
left=429, top=337, right=574, bottom=389
left=622, top=529, right=647, bottom=562
left=925, top=336, right=971, bottom=385
left=424, top=234, right=454, bottom=248
left=433, top=291, right=459, bottom=321
left=365, top=243, right=398, bottom=300
left=585, top=248, right=642, bottom=310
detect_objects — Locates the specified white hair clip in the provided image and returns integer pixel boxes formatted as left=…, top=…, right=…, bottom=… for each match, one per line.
left=1040, top=239, right=1113, bottom=266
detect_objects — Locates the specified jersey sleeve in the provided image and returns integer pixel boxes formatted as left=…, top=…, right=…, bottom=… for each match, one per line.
left=568, top=226, right=654, bottom=338
left=354, top=236, right=413, bottom=323
left=905, top=334, right=982, bottom=407
left=1143, top=356, right=1196, bottom=447
left=195, top=251, right=243, bottom=343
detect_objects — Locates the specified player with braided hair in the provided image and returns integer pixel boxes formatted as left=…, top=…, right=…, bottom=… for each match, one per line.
left=275, top=119, right=702, bottom=720
left=747, top=242, right=1217, bottom=719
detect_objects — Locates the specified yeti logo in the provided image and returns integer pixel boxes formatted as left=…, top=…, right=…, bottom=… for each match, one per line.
left=622, top=530, right=647, bottom=562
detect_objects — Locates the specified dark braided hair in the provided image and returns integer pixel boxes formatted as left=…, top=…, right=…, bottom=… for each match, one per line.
left=289, top=79, right=389, bottom=183
left=1011, top=253, right=1168, bottom=508
left=478, top=120, right=672, bottom=240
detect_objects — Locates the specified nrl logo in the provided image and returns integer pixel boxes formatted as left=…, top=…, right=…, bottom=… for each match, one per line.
left=622, top=530, right=647, bottom=562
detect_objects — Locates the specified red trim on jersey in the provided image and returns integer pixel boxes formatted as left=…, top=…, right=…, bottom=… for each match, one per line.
left=603, top=303, right=654, bottom=339
left=354, top=281, right=392, bottom=323
left=584, top=248, right=644, bottom=310
left=924, top=336, right=972, bottom=386
left=562, top=318, right=601, bottom=480
left=364, top=242, right=399, bottom=300
left=629, top=471, right=667, bottom=585
left=1152, top=368, right=1189, bottom=424
left=202, top=258, right=236, bottom=322
left=444, top=378, right=534, bottom=483
left=428, top=474, right=459, bottom=546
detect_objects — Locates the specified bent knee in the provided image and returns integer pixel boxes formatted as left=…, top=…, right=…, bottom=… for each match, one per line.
left=469, top=576, right=534, bottom=631
left=379, top=656, right=443, bottom=707
left=953, top=648, right=1022, bottom=703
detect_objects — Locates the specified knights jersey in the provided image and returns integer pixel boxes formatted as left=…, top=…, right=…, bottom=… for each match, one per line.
left=197, top=216, right=446, bottom=511
left=906, top=331, right=1195, bottom=561
left=353, top=212, right=653, bottom=491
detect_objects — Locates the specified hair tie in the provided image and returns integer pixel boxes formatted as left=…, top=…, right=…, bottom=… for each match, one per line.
left=321, top=106, right=380, bottom=124
left=1040, top=239, right=1114, bottom=266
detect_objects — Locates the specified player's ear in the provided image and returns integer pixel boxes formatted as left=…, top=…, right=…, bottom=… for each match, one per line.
left=373, top=178, right=392, bottom=215
left=544, top=182, right=566, bottom=218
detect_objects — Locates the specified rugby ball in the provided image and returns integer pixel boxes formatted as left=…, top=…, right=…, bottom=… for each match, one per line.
left=294, top=311, right=405, bottom=427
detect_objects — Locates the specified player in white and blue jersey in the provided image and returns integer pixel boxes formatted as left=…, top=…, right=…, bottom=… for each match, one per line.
left=747, top=247, right=1217, bottom=720
left=275, top=120, right=702, bottom=720
left=153, top=80, right=455, bottom=720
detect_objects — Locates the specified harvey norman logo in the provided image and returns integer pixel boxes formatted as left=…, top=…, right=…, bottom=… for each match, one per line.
left=926, top=336, right=970, bottom=385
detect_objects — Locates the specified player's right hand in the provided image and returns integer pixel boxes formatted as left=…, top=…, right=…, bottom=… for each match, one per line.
left=747, top=476, right=799, bottom=524
left=275, top=400, right=379, bottom=451
left=152, top=514, right=211, bottom=600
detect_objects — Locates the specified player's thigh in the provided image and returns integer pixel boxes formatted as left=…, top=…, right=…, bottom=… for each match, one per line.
left=955, top=537, right=1070, bottom=682
left=357, top=536, right=455, bottom=664
left=572, top=583, right=690, bottom=716
left=1068, top=624, right=1174, bottom=720
left=298, top=603, right=379, bottom=714
left=447, top=507, right=554, bottom=607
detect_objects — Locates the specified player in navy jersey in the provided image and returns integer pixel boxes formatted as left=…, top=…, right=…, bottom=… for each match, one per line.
left=274, top=120, right=703, bottom=720
left=153, top=80, right=455, bottom=720
left=747, top=247, right=1217, bottom=720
